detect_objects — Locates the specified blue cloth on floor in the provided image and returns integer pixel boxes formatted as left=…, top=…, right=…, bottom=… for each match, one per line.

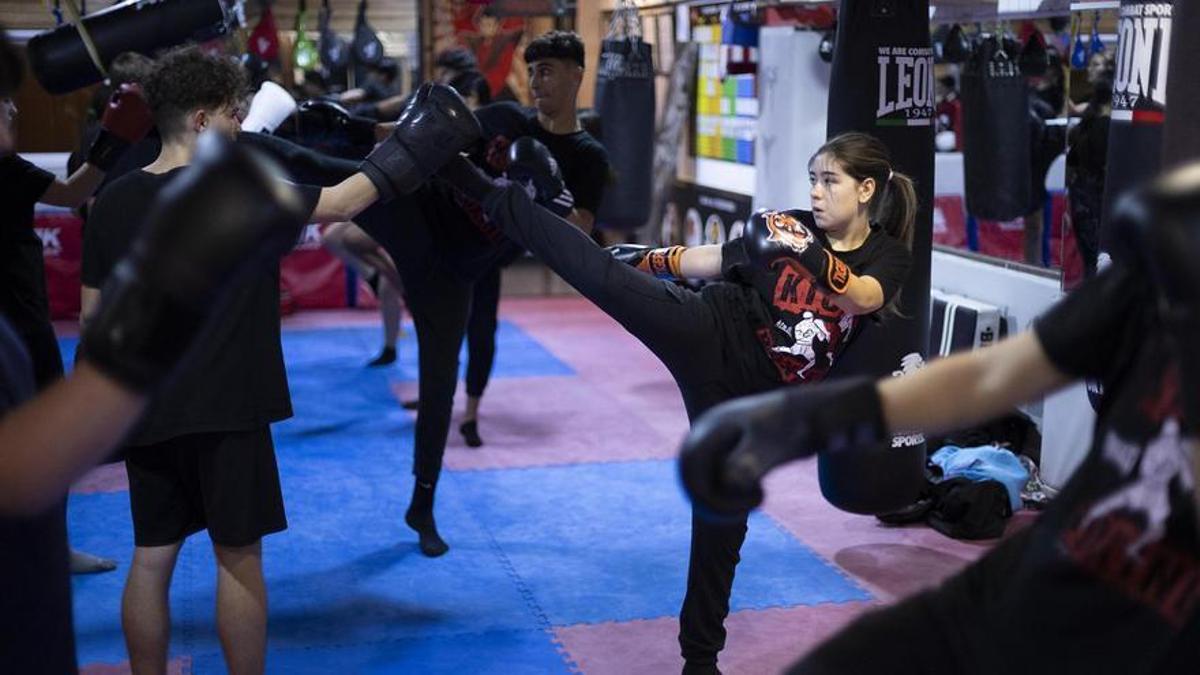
left=930, top=445, right=1030, bottom=512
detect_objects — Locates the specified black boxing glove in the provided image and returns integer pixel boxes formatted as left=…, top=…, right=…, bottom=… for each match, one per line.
left=744, top=209, right=851, bottom=294
left=606, top=244, right=686, bottom=280
left=293, top=98, right=378, bottom=147
left=81, top=133, right=308, bottom=391
left=679, top=377, right=885, bottom=518
left=504, top=136, right=564, bottom=196
left=1110, top=163, right=1200, bottom=420
left=87, top=83, right=154, bottom=172
left=1112, top=166, right=1200, bottom=311
left=360, top=82, right=481, bottom=202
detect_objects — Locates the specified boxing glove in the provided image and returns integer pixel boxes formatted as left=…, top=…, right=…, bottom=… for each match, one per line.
left=82, top=133, right=309, bottom=391
left=242, top=81, right=297, bottom=134
left=942, top=24, right=972, bottom=64
left=506, top=137, right=573, bottom=217
left=359, top=82, right=481, bottom=201
left=1111, top=166, right=1200, bottom=307
left=607, top=244, right=686, bottom=280
left=1018, top=31, right=1048, bottom=77
left=1110, top=164, right=1200, bottom=419
left=679, top=376, right=886, bottom=518
left=293, top=98, right=378, bottom=147
left=744, top=209, right=851, bottom=294
left=86, top=83, right=154, bottom=172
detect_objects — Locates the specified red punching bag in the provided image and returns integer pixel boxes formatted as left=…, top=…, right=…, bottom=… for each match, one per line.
left=248, top=0, right=281, bottom=63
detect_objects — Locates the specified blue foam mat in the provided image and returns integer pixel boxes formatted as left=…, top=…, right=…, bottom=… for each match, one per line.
left=450, top=460, right=870, bottom=627
left=64, top=321, right=867, bottom=670
left=191, top=629, right=572, bottom=675
left=280, top=322, right=574, bottom=384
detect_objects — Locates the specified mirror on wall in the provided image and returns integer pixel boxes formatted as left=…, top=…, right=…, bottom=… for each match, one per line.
left=1060, top=8, right=1120, bottom=290
left=931, top=18, right=1065, bottom=272
left=929, top=10, right=1118, bottom=286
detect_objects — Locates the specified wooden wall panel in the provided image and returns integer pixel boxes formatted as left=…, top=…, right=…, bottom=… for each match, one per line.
left=10, top=48, right=95, bottom=153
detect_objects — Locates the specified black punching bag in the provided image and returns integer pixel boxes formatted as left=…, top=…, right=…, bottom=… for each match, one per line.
left=961, top=34, right=1031, bottom=221
left=821, top=0, right=933, bottom=515
left=27, top=0, right=230, bottom=94
left=1102, top=0, right=1174, bottom=253
left=1162, top=0, right=1194, bottom=168
left=594, top=36, right=656, bottom=230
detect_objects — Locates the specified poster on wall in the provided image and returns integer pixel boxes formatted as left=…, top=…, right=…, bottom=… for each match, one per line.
left=428, top=0, right=554, bottom=103
left=659, top=182, right=753, bottom=247
left=691, top=5, right=758, bottom=165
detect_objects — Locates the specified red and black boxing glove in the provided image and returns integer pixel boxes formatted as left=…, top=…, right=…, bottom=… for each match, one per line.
left=743, top=208, right=851, bottom=294
left=86, top=83, right=154, bottom=172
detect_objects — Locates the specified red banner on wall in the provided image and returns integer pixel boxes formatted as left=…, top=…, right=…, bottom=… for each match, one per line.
left=39, top=217, right=350, bottom=319
left=280, top=224, right=348, bottom=310
left=36, top=211, right=83, bottom=320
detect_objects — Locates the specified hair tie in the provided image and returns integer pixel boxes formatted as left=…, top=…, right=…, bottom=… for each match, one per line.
left=887, top=169, right=895, bottom=182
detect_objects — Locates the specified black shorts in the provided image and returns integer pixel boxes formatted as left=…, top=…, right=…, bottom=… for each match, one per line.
left=125, top=427, right=287, bottom=548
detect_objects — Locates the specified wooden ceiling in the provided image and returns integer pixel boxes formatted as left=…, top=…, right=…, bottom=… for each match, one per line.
left=0, top=0, right=1096, bottom=33
left=0, top=0, right=417, bottom=33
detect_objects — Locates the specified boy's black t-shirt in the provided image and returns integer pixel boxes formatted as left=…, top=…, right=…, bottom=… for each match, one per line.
left=0, top=154, right=64, bottom=387
left=940, top=265, right=1199, bottom=671
left=707, top=210, right=912, bottom=385
left=81, top=169, right=292, bottom=446
left=0, top=315, right=76, bottom=674
left=421, top=101, right=610, bottom=280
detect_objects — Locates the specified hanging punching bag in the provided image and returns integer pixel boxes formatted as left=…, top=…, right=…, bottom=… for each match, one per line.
left=352, top=0, right=383, bottom=66
left=1100, top=0, right=1173, bottom=253
left=594, top=13, right=656, bottom=230
left=821, top=0, right=934, bottom=515
left=27, top=0, right=229, bottom=94
left=1019, top=30, right=1049, bottom=76
left=1162, top=0, right=1194, bottom=168
left=294, top=0, right=319, bottom=72
left=247, top=0, right=280, bottom=63
left=318, top=0, right=349, bottom=77
left=961, top=34, right=1031, bottom=221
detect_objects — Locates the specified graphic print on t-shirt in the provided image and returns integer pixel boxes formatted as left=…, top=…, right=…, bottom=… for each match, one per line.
left=758, top=259, right=855, bottom=384
left=762, top=209, right=817, bottom=253
left=1060, top=366, right=1200, bottom=628
left=450, top=134, right=515, bottom=244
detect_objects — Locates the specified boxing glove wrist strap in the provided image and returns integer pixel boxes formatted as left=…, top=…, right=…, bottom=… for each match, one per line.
left=640, top=246, right=686, bottom=280
left=810, top=248, right=852, bottom=295
left=86, top=129, right=131, bottom=173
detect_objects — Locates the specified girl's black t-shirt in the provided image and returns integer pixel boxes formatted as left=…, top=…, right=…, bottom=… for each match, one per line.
left=707, top=210, right=912, bottom=385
